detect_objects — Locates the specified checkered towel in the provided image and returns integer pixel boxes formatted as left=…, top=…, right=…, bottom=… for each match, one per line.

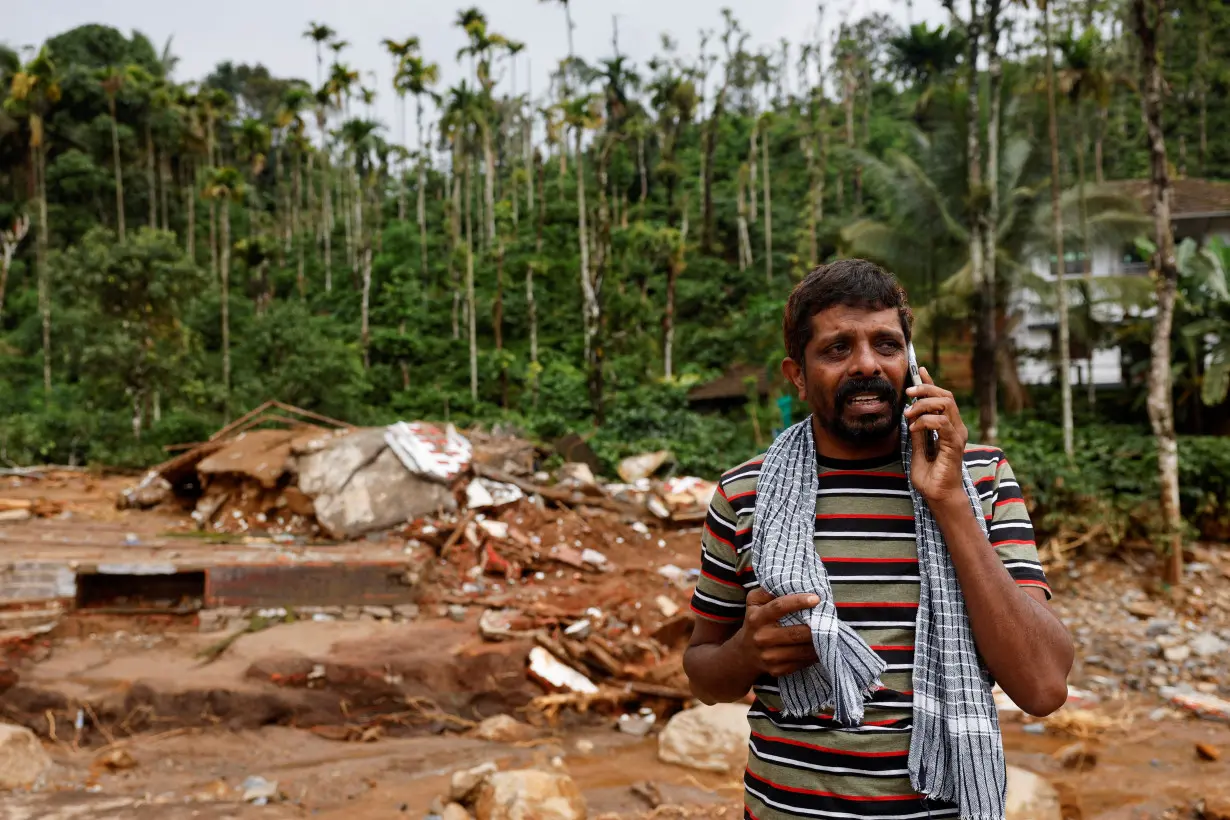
left=750, top=417, right=1006, bottom=820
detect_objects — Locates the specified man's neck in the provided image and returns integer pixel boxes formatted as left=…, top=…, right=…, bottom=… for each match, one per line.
left=811, top=416, right=899, bottom=463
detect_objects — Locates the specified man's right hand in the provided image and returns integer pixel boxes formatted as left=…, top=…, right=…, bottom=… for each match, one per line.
left=737, top=588, right=821, bottom=677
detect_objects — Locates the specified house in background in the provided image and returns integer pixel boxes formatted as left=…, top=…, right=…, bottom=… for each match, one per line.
left=1014, top=178, right=1230, bottom=388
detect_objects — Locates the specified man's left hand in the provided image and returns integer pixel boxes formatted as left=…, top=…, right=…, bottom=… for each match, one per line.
left=903, top=366, right=969, bottom=509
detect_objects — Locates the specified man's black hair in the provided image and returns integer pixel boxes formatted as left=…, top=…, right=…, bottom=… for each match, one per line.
left=783, top=258, right=914, bottom=364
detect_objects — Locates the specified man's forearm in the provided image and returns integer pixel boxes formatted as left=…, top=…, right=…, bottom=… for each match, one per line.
left=932, top=499, right=1073, bottom=716
left=683, top=629, right=760, bottom=704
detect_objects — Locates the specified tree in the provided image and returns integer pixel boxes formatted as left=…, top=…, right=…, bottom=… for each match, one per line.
left=5, top=46, right=61, bottom=397
left=382, top=35, right=420, bottom=220
left=1042, top=0, right=1074, bottom=458
left=396, top=54, right=440, bottom=289
left=0, top=213, right=29, bottom=323
left=442, top=82, right=484, bottom=402
left=561, top=92, right=604, bottom=410
left=98, top=65, right=129, bottom=239
left=203, top=166, right=245, bottom=419
left=1133, top=0, right=1183, bottom=585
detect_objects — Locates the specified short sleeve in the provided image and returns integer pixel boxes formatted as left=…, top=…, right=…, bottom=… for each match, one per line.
left=689, top=484, right=755, bottom=623
left=973, top=449, right=1051, bottom=599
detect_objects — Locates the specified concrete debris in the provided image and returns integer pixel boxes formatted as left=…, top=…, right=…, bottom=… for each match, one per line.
left=450, top=762, right=498, bottom=803
left=658, top=703, right=751, bottom=773
left=556, top=463, right=597, bottom=490
left=618, top=708, right=657, bottom=737
left=1005, top=766, right=1061, bottom=820
left=617, top=450, right=672, bottom=483
left=240, top=775, right=280, bottom=803
left=311, top=447, right=455, bottom=540
left=529, top=647, right=599, bottom=694
left=0, top=723, right=51, bottom=789
left=472, top=715, right=536, bottom=744
left=467, top=478, right=524, bottom=510
left=117, top=471, right=172, bottom=510
left=1164, top=689, right=1230, bottom=722
left=385, top=421, right=473, bottom=483
left=471, top=769, right=586, bottom=820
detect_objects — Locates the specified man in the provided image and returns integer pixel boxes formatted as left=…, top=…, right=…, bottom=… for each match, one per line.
left=684, top=260, right=1072, bottom=820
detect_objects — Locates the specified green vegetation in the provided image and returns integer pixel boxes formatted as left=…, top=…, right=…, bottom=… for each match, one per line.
left=1, top=3, right=1229, bottom=555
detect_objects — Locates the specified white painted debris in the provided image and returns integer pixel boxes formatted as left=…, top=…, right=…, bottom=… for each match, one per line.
left=656, top=595, right=680, bottom=618
left=580, top=548, right=607, bottom=567
left=385, top=421, right=473, bottom=482
left=617, top=450, right=672, bottom=483
left=478, top=519, right=511, bottom=540
left=528, top=646, right=598, bottom=694
left=467, top=478, right=524, bottom=510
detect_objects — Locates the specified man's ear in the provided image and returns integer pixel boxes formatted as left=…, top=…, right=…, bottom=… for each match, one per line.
left=781, top=356, right=805, bottom=398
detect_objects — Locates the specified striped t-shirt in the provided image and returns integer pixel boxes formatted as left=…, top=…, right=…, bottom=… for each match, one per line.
left=689, top=444, right=1050, bottom=820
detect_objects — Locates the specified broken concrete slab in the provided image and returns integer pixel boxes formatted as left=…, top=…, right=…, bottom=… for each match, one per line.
left=297, top=428, right=390, bottom=499
left=312, top=448, right=455, bottom=540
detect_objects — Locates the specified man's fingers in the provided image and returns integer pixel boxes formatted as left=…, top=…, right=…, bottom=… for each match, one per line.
left=919, top=365, right=935, bottom=386
left=763, top=644, right=819, bottom=665
left=754, top=624, right=814, bottom=647
left=746, top=587, right=773, bottom=608
left=763, top=592, right=821, bottom=621
left=903, top=397, right=953, bottom=420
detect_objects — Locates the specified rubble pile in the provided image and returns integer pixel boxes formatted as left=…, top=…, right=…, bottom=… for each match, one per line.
left=1053, top=548, right=1230, bottom=716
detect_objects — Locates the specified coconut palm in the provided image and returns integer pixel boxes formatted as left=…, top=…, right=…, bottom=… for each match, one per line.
left=303, top=23, right=336, bottom=88
left=98, top=65, right=130, bottom=239
left=395, top=54, right=440, bottom=284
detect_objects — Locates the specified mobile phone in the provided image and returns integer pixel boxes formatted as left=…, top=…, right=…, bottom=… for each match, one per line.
left=907, top=343, right=939, bottom=462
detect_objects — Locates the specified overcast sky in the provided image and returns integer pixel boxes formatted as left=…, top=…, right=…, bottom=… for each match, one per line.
left=12, top=0, right=949, bottom=147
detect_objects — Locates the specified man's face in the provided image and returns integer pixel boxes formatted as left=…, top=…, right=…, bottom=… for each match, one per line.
left=782, top=305, right=909, bottom=447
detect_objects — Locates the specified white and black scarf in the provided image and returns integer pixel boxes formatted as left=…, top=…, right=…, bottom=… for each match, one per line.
left=750, top=417, right=1005, bottom=820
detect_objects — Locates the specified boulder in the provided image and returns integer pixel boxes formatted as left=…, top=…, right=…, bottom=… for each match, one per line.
left=297, top=428, right=390, bottom=498
left=442, top=803, right=473, bottom=820
left=450, top=762, right=498, bottom=804
left=472, top=714, right=535, bottom=743
left=473, top=770, right=586, bottom=820
left=657, top=703, right=750, bottom=773
left=310, top=447, right=455, bottom=539
left=1006, top=766, right=1061, bottom=820
left=0, top=723, right=51, bottom=790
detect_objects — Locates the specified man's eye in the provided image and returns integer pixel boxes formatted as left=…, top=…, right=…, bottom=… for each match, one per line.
left=825, top=344, right=848, bottom=356
left=877, top=341, right=902, bottom=352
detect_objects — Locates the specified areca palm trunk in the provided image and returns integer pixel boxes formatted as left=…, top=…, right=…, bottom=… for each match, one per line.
left=1044, top=0, right=1074, bottom=458
left=417, top=102, right=429, bottom=290
left=159, top=151, right=171, bottom=231
left=484, top=129, right=496, bottom=248
left=1133, top=0, right=1182, bottom=584
left=748, top=121, right=758, bottom=223
left=978, top=0, right=1004, bottom=444
left=761, top=120, right=772, bottom=283
left=1076, top=108, right=1095, bottom=407
left=322, top=152, right=334, bottom=291
left=575, top=127, right=594, bottom=369
left=146, top=121, right=158, bottom=229
left=34, top=142, right=51, bottom=397
left=293, top=152, right=305, bottom=298
left=220, top=196, right=232, bottom=421
left=186, top=159, right=196, bottom=260
left=664, top=202, right=688, bottom=380
left=109, top=97, right=126, bottom=240
left=465, top=156, right=478, bottom=403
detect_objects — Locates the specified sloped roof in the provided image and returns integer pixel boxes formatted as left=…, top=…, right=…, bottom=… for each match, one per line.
left=1107, top=178, right=1230, bottom=217
left=687, top=363, right=772, bottom=403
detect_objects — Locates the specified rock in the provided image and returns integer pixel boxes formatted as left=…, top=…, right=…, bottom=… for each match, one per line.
left=658, top=703, right=751, bottom=773
left=556, top=463, right=597, bottom=489
left=240, top=775, right=279, bottom=803
left=1196, top=743, right=1221, bottom=761
left=442, top=803, right=472, bottom=820
left=1006, top=766, right=1061, bottom=820
left=448, top=605, right=467, bottom=623
left=94, top=747, right=138, bottom=771
left=393, top=604, right=421, bottom=621
left=655, top=595, right=679, bottom=618
left=472, top=769, right=586, bottom=820
left=118, top=472, right=171, bottom=510
left=1146, top=619, right=1177, bottom=637
left=308, top=446, right=456, bottom=539
left=1052, top=741, right=1098, bottom=771
left=617, top=711, right=657, bottom=737
left=473, top=715, right=535, bottom=743
left=362, top=605, right=394, bottom=620
left=1204, top=797, right=1230, bottom=820
left=617, top=450, right=672, bottom=483
left=1163, top=645, right=1192, bottom=663
left=1125, top=600, right=1159, bottom=619
left=0, top=724, right=51, bottom=789
left=1189, top=633, right=1228, bottom=658
left=450, top=762, right=498, bottom=803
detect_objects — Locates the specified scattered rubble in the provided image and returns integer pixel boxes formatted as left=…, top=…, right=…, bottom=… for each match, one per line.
left=1005, top=766, right=1061, bottom=820
left=471, top=769, right=586, bottom=820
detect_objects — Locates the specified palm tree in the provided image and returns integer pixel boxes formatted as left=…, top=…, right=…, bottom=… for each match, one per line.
left=99, top=65, right=129, bottom=239
left=395, top=55, right=440, bottom=287
left=277, top=86, right=313, bottom=297
left=339, top=118, right=381, bottom=367
left=5, top=47, right=60, bottom=396
left=314, top=83, right=336, bottom=290
left=303, top=23, right=336, bottom=88
left=561, top=92, right=604, bottom=401
left=203, top=166, right=245, bottom=420
left=1041, top=0, right=1074, bottom=458
left=1132, top=0, right=1182, bottom=584
left=539, top=0, right=576, bottom=66
left=442, top=82, right=484, bottom=402
left=382, top=36, right=420, bottom=220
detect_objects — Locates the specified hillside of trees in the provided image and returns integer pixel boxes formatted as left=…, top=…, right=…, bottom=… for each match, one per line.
left=2, top=0, right=1229, bottom=549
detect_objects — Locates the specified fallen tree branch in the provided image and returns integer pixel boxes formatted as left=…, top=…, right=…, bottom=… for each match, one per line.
left=472, top=464, right=650, bottom=519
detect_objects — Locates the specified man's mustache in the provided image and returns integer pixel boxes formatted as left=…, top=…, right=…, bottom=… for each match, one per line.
left=834, top=376, right=898, bottom=406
